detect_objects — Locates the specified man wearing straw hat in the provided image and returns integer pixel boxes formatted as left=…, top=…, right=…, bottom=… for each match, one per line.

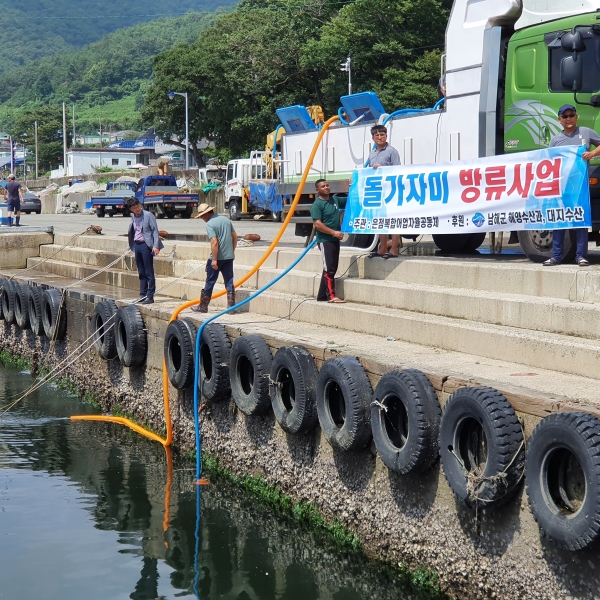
left=193, top=203, right=238, bottom=313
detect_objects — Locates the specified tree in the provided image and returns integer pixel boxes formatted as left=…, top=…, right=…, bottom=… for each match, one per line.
left=301, top=0, right=452, bottom=114
left=10, top=106, right=71, bottom=173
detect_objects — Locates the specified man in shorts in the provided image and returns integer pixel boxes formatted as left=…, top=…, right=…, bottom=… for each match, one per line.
left=544, top=104, right=600, bottom=267
left=4, top=174, right=24, bottom=227
left=192, top=203, right=238, bottom=313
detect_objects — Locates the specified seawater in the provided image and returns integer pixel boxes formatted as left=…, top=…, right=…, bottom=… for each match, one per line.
left=0, top=364, right=429, bottom=600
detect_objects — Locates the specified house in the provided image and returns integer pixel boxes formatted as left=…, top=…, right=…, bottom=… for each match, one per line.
left=61, top=147, right=159, bottom=177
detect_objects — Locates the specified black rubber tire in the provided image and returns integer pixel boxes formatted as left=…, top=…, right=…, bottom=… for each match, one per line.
left=271, top=210, right=282, bottom=223
left=463, top=233, right=487, bottom=252
left=270, top=345, right=318, bottom=434
left=166, top=211, right=175, bottom=219
left=229, top=199, right=241, bottom=221
left=42, top=289, right=67, bottom=340
left=0, top=277, right=8, bottom=320
left=14, top=283, right=30, bottom=330
left=341, top=233, right=377, bottom=249
left=432, top=234, right=470, bottom=253
left=115, top=304, right=147, bottom=367
left=439, top=386, right=525, bottom=509
left=28, top=286, right=44, bottom=336
left=164, top=318, right=197, bottom=389
left=371, top=369, right=441, bottom=474
left=518, top=230, right=577, bottom=264
left=526, top=412, right=600, bottom=551
left=230, top=335, right=273, bottom=415
left=316, top=357, right=373, bottom=451
left=96, top=208, right=105, bottom=218
left=199, top=322, right=232, bottom=402
left=181, top=211, right=192, bottom=219
left=93, top=300, right=118, bottom=360
left=2, top=280, right=16, bottom=325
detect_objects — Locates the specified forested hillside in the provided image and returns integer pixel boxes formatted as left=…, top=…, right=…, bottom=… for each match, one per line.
left=0, top=0, right=236, bottom=75
left=0, top=11, right=229, bottom=132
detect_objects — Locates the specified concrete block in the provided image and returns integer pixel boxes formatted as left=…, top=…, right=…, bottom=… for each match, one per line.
left=0, top=232, right=53, bottom=268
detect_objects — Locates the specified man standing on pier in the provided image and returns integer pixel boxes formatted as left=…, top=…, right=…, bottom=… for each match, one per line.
left=4, top=174, right=24, bottom=227
left=544, top=104, right=600, bottom=267
left=192, top=203, right=238, bottom=313
left=126, top=198, right=163, bottom=304
left=310, top=179, right=346, bottom=303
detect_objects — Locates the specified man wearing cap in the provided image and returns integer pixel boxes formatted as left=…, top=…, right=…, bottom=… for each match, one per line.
left=126, top=197, right=163, bottom=304
left=544, top=104, right=600, bottom=267
left=192, top=203, right=238, bottom=313
left=3, top=174, right=24, bottom=227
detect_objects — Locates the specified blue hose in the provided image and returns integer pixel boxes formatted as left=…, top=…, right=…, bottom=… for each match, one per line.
left=338, top=107, right=351, bottom=126
left=192, top=238, right=318, bottom=480
left=272, top=124, right=284, bottom=160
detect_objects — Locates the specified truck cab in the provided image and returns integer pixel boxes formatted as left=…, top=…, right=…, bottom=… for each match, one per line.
left=92, top=181, right=136, bottom=218
left=225, top=152, right=282, bottom=222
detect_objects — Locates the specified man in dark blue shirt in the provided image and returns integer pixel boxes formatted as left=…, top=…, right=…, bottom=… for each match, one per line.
left=3, top=174, right=23, bottom=227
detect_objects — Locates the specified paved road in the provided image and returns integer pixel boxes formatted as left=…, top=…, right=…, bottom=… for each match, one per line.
left=24, top=212, right=305, bottom=246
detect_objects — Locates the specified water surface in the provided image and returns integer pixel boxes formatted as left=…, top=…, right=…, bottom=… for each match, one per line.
left=0, top=364, right=424, bottom=599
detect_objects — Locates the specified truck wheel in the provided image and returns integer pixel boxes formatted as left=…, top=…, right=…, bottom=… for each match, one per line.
left=271, top=211, right=282, bottom=223
left=432, top=234, right=470, bottom=253
left=463, top=233, right=487, bottom=252
left=517, top=230, right=577, bottom=263
left=96, top=208, right=105, bottom=218
left=342, top=234, right=376, bottom=249
left=229, top=199, right=241, bottom=221
left=166, top=211, right=175, bottom=219
left=181, top=211, right=192, bottom=219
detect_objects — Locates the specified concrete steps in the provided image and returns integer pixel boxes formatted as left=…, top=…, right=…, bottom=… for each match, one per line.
left=21, top=234, right=600, bottom=380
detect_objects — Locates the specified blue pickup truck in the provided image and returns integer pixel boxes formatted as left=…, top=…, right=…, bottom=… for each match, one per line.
left=91, top=176, right=199, bottom=219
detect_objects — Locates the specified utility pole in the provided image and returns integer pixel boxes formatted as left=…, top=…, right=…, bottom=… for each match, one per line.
left=62, top=102, right=67, bottom=176
left=72, top=104, right=76, bottom=149
left=99, top=121, right=102, bottom=170
left=10, top=136, right=14, bottom=175
left=34, top=121, right=39, bottom=179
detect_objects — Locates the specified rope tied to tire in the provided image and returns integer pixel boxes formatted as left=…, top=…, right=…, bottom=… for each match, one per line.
left=370, top=399, right=388, bottom=412
left=450, top=439, right=525, bottom=505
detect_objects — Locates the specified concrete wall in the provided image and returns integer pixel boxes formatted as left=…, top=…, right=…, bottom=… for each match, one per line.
left=0, top=282, right=598, bottom=600
left=0, top=232, right=53, bottom=267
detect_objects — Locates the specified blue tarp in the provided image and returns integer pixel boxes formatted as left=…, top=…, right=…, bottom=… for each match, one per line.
left=249, top=181, right=283, bottom=212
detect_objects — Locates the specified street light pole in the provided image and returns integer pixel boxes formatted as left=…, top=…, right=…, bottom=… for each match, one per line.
left=340, top=54, right=352, bottom=95
left=34, top=121, right=38, bottom=179
left=168, top=91, right=189, bottom=170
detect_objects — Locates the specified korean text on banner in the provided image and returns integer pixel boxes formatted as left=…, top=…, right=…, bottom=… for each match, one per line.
left=341, top=146, right=590, bottom=235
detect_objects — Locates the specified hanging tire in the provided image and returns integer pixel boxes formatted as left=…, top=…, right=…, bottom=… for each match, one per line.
left=371, top=369, right=441, bottom=474
left=93, top=300, right=118, bottom=360
left=164, top=318, right=197, bottom=389
left=2, top=280, right=15, bottom=325
left=115, top=304, right=147, bottom=367
left=270, top=345, right=318, bottom=434
left=525, top=412, right=600, bottom=551
left=14, top=283, right=30, bottom=330
left=316, top=357, right=373, bottom=451
left=0, top=278, right=7, bottom=320
left=28, top=286, right=44, bottom=336
left=230, top=335, right=272, bottom=415
left=199, top=322, right=231, bottom=402
left=439, top=387, right=525, bottom=509
left=42, top=289, right=67, bottom=340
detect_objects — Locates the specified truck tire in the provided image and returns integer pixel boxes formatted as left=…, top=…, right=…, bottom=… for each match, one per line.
left=463, top=233, right=487, bottom=252
left=28, top=286, right=44, bottom=336
left=517, top=230, right=577, bottom=263
left=432, top=234, right=470, bottom=253
left=166, top=211, right=175, bottom=219
left=342, top=234, right=376, bottom=249
left=181, top=211, right=192, bottom=219
left=115, top=304, right=147, bottom=367
left=93, top=300, right=118, bottom=360
left=14, top=283, right=30, bottom=330
left=229, top=199, right=241, bottom=221
left=42, top=289, right=67, bottom=340
left=525, top=412, right=600, bottom=551
left=316, top=357, right=373, bottom=451
left=96, top=208, right=105, bottom=218
left=2, top=280, right=15, bottom=325
left=271, top=211, right=282, bottom=223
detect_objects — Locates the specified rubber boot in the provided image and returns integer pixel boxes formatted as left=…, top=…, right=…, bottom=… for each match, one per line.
left=191, top=290, right=211, bottom=313
left=227, top=291, right=238, bottom=314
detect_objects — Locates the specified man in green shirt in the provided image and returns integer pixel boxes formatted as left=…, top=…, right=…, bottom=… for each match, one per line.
left=192, top=203, right=238, bottom=313
left=309, top=179, right=346, bottom=303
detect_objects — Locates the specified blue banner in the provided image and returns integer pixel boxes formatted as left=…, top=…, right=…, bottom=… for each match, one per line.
left=341, top=146, right=590, bottom=234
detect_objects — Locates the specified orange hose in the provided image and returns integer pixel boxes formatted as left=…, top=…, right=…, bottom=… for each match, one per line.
left=72, top=116, right=340, bottom=447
